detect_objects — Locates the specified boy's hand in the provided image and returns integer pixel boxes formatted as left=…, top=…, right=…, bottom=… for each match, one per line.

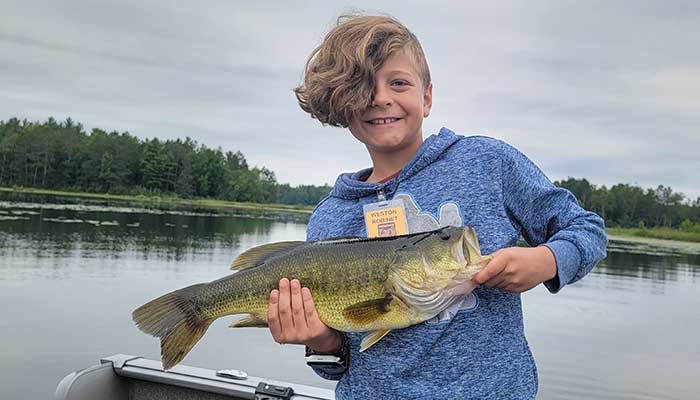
left=268, top=278, right=342, bottom=353
left=472, top=246, right=557, bottom=293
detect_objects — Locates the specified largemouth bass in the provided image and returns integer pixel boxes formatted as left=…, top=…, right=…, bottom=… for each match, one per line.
left=132, top=225, right=492, bottom=369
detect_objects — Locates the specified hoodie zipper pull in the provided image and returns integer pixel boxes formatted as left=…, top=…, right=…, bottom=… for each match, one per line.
left=376, top=185, right=387, bottom=202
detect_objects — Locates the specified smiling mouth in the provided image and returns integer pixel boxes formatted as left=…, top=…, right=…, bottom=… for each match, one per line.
left=366, top=118, right=401, bottom=125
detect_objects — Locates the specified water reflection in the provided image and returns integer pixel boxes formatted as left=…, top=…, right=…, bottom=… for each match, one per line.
left=0, top=205, right=276, bottom=264
left=0, top=191, right=310, bottom=222
left=598, top=252, right=700, bottom=283
left=1, top=200, right=699, bottom=400
left=0, top=201, right=314, bottom=400
left=598, top=238, right=700, bottom=290
left=4, top=202, right=698, bottom=286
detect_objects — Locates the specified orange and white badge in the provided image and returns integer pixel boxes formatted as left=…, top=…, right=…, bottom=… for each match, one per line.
left=363, top=199, right=408, bottom=238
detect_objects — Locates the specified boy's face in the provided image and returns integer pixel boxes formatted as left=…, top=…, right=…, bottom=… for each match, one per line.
left=348, top=50, right=432, bottom=155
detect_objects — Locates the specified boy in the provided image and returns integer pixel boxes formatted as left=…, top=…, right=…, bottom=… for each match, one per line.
left=266, top=15, right=607, bottom=399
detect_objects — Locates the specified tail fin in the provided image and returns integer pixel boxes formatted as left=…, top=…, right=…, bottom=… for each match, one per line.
left=132, top=283, right=214, bottom=369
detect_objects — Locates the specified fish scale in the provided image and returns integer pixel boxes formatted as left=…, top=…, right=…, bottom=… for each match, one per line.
left=206, top=240, right=395, bottom=328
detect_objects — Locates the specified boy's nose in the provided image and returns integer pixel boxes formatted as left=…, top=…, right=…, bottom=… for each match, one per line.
left=371, top=88, right=392, bottom=108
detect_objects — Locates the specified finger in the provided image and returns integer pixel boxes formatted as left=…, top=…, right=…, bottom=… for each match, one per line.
left=267, top=289, right=282, bottom=341
left=277, top=278, right=294, bottom=330
left=290, top=279, right=308, bottom=329
left=302, top=287, right=324, bottom=332
left=472, top=255, right=507, bottom=284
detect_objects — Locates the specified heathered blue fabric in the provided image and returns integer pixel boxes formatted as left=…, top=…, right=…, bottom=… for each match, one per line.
left=306, top=127, right=608, bottom=400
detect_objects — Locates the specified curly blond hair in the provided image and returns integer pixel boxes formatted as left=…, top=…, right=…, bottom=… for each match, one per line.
left=294, top=15, right=431, bottom=128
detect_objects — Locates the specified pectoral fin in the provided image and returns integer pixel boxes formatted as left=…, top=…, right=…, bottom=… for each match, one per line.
left=360, top=329, right=392, bottom=352
left=342, top=294, right=393, bottom=325
left=229, top=314, right=268, bottom=328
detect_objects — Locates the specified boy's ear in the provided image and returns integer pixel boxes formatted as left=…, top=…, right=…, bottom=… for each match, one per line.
left=423, top=83, right=433, bottom=118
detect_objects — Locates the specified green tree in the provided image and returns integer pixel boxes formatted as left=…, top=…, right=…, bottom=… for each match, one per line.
left=3, top=117, right=697, bottom=226
left=556, top=177, right=593, bottom=209
left=142, top=139, right=176, bottom=192
left=98, top=152, right=118, bottom=191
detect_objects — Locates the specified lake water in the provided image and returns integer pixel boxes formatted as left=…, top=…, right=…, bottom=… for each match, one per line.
left=1, top=199, right=698, bottom=399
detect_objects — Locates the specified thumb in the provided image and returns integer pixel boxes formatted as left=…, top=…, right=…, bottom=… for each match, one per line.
left=472, top=253, right=507, bottom=284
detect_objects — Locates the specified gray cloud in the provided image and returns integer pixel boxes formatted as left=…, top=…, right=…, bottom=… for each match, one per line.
left=1, top=0, right=698, bottom=199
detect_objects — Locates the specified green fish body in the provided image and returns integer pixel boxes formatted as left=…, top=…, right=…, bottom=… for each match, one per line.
left=133, top=225, right=491, bottom=369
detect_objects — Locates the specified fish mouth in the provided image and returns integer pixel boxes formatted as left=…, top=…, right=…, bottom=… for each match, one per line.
left=450, top=227, right=483, bottom=280
left=452, top=228, right=469, bottom=267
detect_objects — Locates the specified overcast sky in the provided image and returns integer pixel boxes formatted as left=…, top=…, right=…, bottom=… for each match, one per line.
left=1, top=0, right=698, bottom=200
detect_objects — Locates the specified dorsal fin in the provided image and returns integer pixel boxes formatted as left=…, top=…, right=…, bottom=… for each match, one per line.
left=230, top=241, right=304, bottom=271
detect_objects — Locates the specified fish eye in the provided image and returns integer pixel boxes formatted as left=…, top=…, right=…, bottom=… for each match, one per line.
left=439, top=230, right=451, bottom=240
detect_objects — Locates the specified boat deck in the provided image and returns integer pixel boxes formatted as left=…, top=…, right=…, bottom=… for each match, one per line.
left=55, top=354, right=334, bottom=400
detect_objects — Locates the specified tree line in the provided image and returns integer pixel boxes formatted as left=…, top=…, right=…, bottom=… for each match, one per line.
left=0, top=117, right=331, bottom=205
left=555, top=178, right=700, bottom=232
left=1, top=117, right=698, bottom=230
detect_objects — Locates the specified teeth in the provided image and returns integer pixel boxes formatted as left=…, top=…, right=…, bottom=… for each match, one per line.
left=369, top=118, right=398, bottom=125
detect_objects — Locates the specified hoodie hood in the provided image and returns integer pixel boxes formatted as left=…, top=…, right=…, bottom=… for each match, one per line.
left=329, top=127, right=462, bottom=200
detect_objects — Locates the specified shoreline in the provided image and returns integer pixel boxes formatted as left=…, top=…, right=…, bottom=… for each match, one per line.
left=606, top=227, right=700, bottom=243
left=2, top=186, right=700, bottom=244
left=0, top=186, right=314, bottom=215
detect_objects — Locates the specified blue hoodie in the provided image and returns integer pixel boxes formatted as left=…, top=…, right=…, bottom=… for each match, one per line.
left=306, top=128, right=607, bottom=400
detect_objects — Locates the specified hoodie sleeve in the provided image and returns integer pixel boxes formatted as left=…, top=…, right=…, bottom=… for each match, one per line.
left=498, top=140, right=608, bottom=293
